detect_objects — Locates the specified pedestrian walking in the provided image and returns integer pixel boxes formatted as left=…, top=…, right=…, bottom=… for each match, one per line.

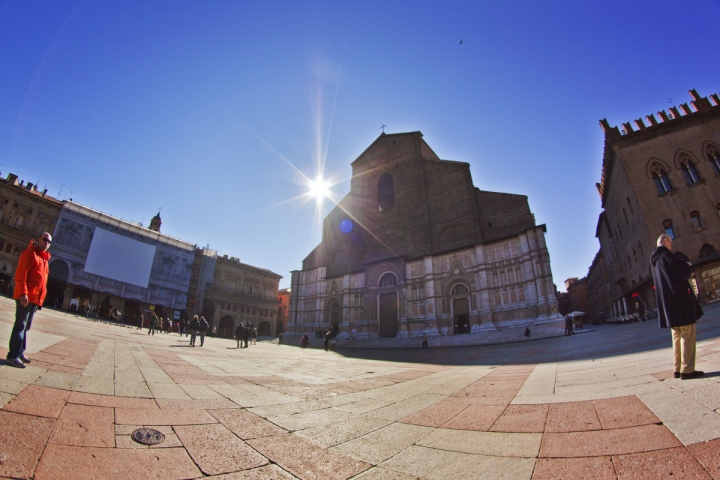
left=189, top=315, right=200, bottom=346
left=210, top=325, right=216, bottom=338
left=324, top=331, right=331, bottom=351
left=6, top=233, right=52, bottom=368
left=137, top=313, right=144, bottom=329
left=198, top=316, right=209, bottom=346
left=564, top=315, right=575, bottom=336
left=278, top=332, right=283, bottom=345
left=252, top=328, right=257, bottom=345
left=301, top=333, right=308, bottom=348
left=183, top=318, right=190, bottom=337
left=243, top=325, right=249, bottom=348
left=651, top=234, right=704, bottom=380
left=422, top=333, right=428, bottom=348
left=148, top=313, right=157, bottom=335
left=235, top=323, right=245, bottom=348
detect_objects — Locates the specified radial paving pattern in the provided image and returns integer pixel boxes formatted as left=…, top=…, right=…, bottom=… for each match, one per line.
left=1, top=297, right=720, bottom=479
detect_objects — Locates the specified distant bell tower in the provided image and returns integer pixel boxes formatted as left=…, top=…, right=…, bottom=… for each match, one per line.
left=149, top=211, right=162, bottom=232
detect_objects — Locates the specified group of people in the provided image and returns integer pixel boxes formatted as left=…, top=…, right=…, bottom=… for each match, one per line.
left=234, top=323, right=257, bottom=348
left=299, top=331, right=333, bottom=351
left=139, top=313, right=212, bottom=346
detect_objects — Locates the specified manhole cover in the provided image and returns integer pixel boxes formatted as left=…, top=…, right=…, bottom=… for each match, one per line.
left=132, top=428, right=165, bottom=445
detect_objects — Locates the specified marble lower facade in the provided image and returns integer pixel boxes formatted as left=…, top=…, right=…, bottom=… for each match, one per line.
left=288, top=226, right=561, bottom=341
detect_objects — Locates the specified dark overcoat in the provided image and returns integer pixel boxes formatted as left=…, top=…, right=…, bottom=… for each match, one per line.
left=650, top=246, right=703, bottom=328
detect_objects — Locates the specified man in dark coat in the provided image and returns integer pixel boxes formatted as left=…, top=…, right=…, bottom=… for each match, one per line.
left=650, top=234, right=704, bottom=380
left=235, top=323, right=244, bottom=349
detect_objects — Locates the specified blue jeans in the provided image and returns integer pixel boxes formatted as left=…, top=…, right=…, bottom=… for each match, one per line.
left=8, top=301, right=37, bottom=359
left=190, top=330, right=197, bottom=345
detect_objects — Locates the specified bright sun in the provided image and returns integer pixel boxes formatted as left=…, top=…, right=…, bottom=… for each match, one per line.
left=308, top=177, right=330, bottom=200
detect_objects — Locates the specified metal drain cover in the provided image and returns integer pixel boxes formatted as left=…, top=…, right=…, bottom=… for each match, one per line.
left=132, top=428, right=165, bottom=445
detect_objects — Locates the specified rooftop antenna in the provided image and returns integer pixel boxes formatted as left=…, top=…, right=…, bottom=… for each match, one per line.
left=57, top=184, right=64, bottom=198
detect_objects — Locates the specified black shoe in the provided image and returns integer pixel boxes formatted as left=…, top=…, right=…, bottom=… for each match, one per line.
left=19, top=354, right=31, bottom=364
left=6, top=357, right=25, bottom=368
left=681, top=371, right=704, bottom=380
left=673, top=372, right=681, bottom=379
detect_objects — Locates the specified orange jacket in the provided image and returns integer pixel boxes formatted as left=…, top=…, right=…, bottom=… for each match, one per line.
left=14, top=241, right=51, bottom=306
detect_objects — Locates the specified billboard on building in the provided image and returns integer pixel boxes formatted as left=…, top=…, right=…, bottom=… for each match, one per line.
left=84, top=228, right=156, bottom=288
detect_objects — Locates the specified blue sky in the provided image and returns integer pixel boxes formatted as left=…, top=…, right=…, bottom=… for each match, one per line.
left=2, top=1, right=719, bottom=289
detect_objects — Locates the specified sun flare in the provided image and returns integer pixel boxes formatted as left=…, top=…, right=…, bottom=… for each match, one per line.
left=308, top=177, right=331, bottom=200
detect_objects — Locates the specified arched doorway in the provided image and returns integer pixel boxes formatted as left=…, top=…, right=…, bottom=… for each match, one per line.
left=258, top=321, right=271, bottom=337
left=219, top=315, right=235, bottom=339
left=451, top=284, right=471, bottom=334
left=378, top=273, right=398, bottom=338
left=453, top=298, right=470, bottom=334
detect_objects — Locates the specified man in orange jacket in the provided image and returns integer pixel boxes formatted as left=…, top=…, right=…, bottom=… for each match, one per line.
left=6, top=232, right=52, bottom=368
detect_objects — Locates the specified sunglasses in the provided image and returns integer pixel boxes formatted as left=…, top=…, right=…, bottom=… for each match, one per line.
left=40, top=237, right=52, bottom=244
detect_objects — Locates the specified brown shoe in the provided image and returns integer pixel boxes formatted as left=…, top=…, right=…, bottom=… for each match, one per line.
left=680, top=371, right=704, bottom=380
left=673, top=372, right=681, bottom=379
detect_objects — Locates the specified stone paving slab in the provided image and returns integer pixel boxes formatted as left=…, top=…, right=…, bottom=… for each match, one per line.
left=638, top=387, right=720, bottom=445
left=2, top=384, right=70, bottom=418
left=0, top=299, right=719, bottom=479
left=331, top=422, right=434, bottom=465
left=418, top=428, right=542, bottom=458
left=34, top=445, right=202, bottom=479
left=0, top=410, right=55, bottom=479
left=379, top=445, right=537, bottom=480
left=248, top=433, right=371, bottom=480
left=613, top=446, right=712, bottom=479
left=539, top=424, right=682, bottom=457
left=174, top=423, right=268, bottom=475
left=532, top=457, right=616, bottom=480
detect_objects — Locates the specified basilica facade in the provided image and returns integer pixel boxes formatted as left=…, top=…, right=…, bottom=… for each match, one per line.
left=288, top=132, right=560, bottom=340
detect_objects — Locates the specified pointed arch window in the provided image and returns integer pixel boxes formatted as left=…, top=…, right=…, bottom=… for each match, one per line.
left=650, top=163, right=672, bottom=195
left=377, top=173, right=394, bottom=211
left=678, top=153, right=701, bottom=186
left=662, top=219, right=676, bottom=239
left=689, top=211, right=703, bottom=232
left=704, top=144, right=720, bottom=175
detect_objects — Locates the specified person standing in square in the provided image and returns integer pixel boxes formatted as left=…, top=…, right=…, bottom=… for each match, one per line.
left=6, top=233, right=52, bottom=368
left=651, top=234, right=704, bottom=380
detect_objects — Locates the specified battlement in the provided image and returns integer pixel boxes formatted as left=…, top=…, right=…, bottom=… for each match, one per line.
left=599, top=88, right=719, bottom=138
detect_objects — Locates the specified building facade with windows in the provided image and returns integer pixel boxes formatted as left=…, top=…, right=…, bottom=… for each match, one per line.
left=592, top=88, right=720, bottom=320
left=0, top=174, right=62, bottom=294
left=288, top=132, right=560, bottom=341
left=201, top=254, right=282, bottom=338
left=48, top=202, right=195, bottom=323
left=277, top=288, right=290, bottom=334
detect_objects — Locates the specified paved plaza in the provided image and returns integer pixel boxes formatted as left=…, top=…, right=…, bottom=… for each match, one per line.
left=1, top=298, right=720, bottom=479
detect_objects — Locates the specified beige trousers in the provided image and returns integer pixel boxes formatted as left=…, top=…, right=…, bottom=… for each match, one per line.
left=671, top=324, right=697, bottom=374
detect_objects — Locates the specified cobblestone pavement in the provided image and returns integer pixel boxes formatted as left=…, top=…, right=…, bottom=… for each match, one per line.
left=1, top=297, right=720, bottom=479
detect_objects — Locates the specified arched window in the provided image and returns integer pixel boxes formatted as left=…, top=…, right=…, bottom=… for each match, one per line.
left=377, top=173, right=394, bottom=211
left=678, top=153, right=701, bottom=186
left=451, top=284, right=468, bottom=295
left=662, top=219, right=676, bottom=239
left=689, top=211, right=703, bottom=232
left=650, top=163, right=672, bottom=195
left=379, top=273, right=397, bottom=287
left=699, top=244, right=717, bottom=258
left=706, top=144, right=720, bottom=176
